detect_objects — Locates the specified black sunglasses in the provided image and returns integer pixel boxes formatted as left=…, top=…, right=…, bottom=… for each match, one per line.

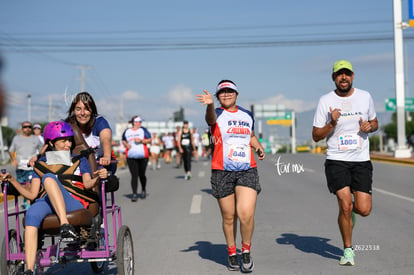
left=334, top=70, right=353, bottom=77
left=22, top=125, right=32, bottom=129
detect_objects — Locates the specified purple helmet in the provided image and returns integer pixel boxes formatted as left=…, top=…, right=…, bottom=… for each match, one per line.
left=43, top=121, right=74, bottom=143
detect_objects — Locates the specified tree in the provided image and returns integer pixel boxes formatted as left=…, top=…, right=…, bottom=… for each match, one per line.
left=1, top=126, right=16, bottom=146
left=383, top=112, right=414, bottom=141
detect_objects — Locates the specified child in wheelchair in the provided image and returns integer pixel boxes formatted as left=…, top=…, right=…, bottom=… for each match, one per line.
left=1, top=121, right=107, bottom=275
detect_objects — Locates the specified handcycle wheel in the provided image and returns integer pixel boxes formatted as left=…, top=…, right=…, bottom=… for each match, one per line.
left=1, top=229, right=23, bottom=275
left=91, top=261, right=106, bottom=273
left=116, top=225, right=134, bottom=275
left=90, top=226, right=106, bottom=273
left=90, top=234, right=106, bottom=273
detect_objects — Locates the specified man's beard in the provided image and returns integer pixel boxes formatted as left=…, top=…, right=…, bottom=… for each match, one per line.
left=336, top=81, right=353, bottom=94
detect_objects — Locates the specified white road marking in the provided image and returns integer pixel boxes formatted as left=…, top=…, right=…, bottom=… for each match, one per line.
left=190, top=194, right=202, bottom=214
left=373, top=187, right=414, bottom=203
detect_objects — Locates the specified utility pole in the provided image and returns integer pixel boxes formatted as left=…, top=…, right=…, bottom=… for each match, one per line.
left=393, top=0, right=411, bottom=158
left=27, top=94, right=32, bottom=122
left=48, top=95, right=53, bottom=121
left=120, top=96, right=124, bottom=122
left=77, top=65, right=91, bottom=92
left=291, top=111, right=296, bottom=154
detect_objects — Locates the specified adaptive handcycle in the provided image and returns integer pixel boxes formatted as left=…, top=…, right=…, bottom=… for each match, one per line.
left=0, top=168, right=134, bottom=274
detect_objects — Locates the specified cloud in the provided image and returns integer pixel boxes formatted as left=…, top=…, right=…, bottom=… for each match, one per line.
left=353, top=53, right=394, bottom=64
left=167, top=85, right=193, bottom=105
left=258, top=94, right=317, bottom=113
left=122, top=90, right=141, bottom=100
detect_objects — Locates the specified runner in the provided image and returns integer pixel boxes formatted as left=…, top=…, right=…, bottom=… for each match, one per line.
left=201, top=129, right=211, bottom=159
left=196, top=79, right=265, bottom=272
left=33, top=124, right=45, bottom=145
left=9, top=121, right=43, bottom=209
left=65, top=91, right=116, bottom=174
left=173, top=126, right=182, bottom=168
left=162, top=132, right=174, bottom=164
left=150, top=132, right=162, bottom=170
left=177, top=121, right=196, bottom=180
left=312, top=60, right=378, bottom=266
left=192, top=127, right=201, bottom=161
left=122, top=116, right=152, bottom=201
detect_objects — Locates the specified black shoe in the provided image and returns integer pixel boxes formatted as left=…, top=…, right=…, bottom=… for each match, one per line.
left=227, top=254, right=240, bottom=271
left=131, top=193, right=138, bottom=202
left=241, top=252, right=254, bottom=272
left=60, top=223, right=77, bottom=241
left=141, top=190, right=146, bottom=199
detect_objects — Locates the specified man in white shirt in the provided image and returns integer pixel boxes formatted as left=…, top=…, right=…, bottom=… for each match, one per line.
left=312, top=60, right=378, bottom=266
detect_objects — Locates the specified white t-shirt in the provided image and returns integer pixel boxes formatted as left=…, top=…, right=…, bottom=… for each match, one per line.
left=162, top=135, right=174, bottom=149
left=313, top=88, right=376, bottom=161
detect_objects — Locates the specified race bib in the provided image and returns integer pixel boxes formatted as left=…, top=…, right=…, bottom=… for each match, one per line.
left=181, top=139, right=190, bottom=146
left=18, top=159, right=30, bottom=170
left=227, top=144, right=250, bottom=163
left=338, top=134, right=362, bottom=151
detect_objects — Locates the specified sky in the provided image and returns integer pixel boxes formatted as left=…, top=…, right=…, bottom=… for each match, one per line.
left=1, top=0, right=414, bottom=143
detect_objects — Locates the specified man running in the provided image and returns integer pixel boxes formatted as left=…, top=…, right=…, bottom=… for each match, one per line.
left=312, top=60, right=378, bottom=266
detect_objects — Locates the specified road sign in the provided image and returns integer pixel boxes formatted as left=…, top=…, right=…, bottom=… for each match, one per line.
left=410, top=0, right=414, bottom=27
left=253, top=104, right=286, bottom=118
left=266, top=119, right=293, bottom=126
left=266, top=111, right=293, bottom=126
left=385, top=98, right=414, bottom=111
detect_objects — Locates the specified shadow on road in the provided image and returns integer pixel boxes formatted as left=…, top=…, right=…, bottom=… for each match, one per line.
left=200, top=188, right=212, bottom=195
left=276, top=233, right=342, bottom=260
left=181, top=241, right=227, bottom=267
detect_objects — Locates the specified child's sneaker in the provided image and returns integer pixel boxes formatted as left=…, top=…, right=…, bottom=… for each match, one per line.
left=60, top=223, right=77, bottom=241
left=339, top=247, right=355, bottom=266
left=227, top=254, right=240, bottom=271
left=241, top=251, right=254, bottom=272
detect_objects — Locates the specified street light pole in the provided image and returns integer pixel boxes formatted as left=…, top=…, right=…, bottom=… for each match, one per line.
left=27, top=94, right=32, bottom=122
left=393, top=0, right=411, bottom=158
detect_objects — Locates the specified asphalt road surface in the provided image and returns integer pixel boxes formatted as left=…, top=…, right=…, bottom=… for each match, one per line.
left=1, top=153, right=413, bottom=274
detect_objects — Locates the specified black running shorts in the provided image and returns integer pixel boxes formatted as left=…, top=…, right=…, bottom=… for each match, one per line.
left=324, top=159, right=373, bottom=195
left=210, top=168, right=261, bottom=199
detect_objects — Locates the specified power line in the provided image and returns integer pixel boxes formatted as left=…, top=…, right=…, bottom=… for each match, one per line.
left=2, top=34, right=412, bottom=53
left=1, top=19, right=391, bottom=36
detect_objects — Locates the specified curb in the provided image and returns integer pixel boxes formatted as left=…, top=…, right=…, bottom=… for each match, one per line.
left=370, top=154, right=414, bottom=166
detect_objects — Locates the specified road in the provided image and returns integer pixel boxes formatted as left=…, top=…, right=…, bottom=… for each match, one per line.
left=1, top=153, right=414, bottom=274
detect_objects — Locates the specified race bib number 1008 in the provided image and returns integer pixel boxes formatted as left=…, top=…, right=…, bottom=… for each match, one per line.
left=338, top=134, right=362, bottom=151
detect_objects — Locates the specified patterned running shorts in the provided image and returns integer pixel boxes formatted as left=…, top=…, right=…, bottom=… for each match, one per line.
left=210, top=168, right=261, bottom=199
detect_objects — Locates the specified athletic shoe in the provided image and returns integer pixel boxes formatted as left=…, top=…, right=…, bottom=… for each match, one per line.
left=131, top=193, right=138, bottom=202
left=241, top=252, right=254, bottom=272
left=60, top=223, right=77, bottom=241
left=339, top=247, right=355, bottom=266
left=141, top=190, right=147, bottom=199
left=227, top=254, right=240, bottom=271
